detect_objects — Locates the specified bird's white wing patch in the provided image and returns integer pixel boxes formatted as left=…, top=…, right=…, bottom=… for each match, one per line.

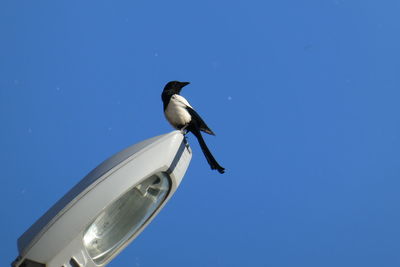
left=172, top=94, right=193, bottom=108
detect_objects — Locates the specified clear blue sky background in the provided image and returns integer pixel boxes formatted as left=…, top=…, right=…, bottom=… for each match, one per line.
left=1, top=1, right=400, bottom=266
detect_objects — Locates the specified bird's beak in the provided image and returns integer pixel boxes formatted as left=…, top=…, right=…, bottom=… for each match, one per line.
left=181, top=82, right=190, bottom=87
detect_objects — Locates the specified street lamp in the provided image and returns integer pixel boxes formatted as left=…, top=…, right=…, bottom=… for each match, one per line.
left=12, top=131, right=192, bottom=267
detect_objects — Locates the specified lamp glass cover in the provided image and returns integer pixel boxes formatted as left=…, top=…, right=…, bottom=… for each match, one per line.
left=83, top=173, right=170, bottom=265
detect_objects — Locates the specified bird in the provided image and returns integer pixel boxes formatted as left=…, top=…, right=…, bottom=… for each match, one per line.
left=161, top=81, right=225, bottom=174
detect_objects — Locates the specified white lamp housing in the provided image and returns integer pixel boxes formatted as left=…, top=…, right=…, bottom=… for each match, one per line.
left=13, top=131, right=192, bottom=267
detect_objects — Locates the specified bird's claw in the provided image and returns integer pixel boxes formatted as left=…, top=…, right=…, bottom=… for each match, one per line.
left=180, top=125, right=189, bottom=135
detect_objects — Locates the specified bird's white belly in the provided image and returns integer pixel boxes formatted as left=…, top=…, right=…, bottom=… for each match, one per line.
left=165, top=98, right=191, bottom=128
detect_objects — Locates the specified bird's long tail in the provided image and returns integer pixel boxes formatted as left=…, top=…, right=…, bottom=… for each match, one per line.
left=190, top=127, right=225, bottom=174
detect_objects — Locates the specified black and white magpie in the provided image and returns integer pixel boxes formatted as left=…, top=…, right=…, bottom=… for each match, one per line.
left=161, top=81, right=225, bottom=174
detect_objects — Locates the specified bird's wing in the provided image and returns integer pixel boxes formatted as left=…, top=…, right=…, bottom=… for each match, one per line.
left=186, top=106, right=216, bottom=136
left=173, top=94, right=193, bottom=108
left=173, top=94, right=216, bottom=136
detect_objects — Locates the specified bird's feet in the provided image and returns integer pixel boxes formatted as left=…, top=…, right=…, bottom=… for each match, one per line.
left=180, top=125, right=189, bottom=135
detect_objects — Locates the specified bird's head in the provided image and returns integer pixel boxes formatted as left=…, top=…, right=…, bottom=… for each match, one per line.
left=162, top=81, right=190, bottom=95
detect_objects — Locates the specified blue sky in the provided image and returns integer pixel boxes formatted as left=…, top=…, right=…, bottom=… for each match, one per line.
left=1, top=0, right=400, bottom=266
